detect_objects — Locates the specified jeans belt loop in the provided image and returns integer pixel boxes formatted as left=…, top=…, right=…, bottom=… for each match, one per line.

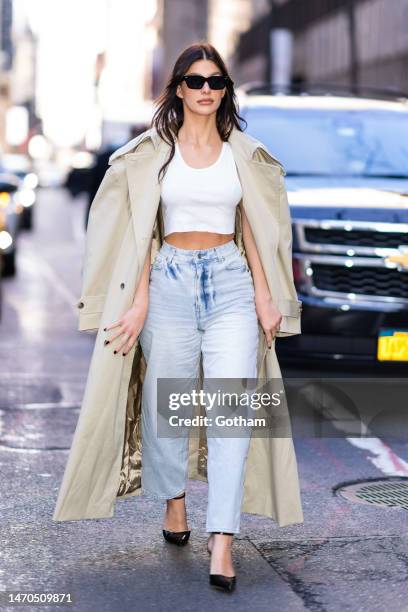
left=168, top=248, right=176, bottom=265
left=214, top=245, right=223, bottom=263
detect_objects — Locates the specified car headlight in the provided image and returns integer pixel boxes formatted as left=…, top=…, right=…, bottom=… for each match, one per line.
left=18, top=189, right=36, bottom=207
left=0, top=230, right=13, bottom=250
left=23, top=173, right=39, bottom=189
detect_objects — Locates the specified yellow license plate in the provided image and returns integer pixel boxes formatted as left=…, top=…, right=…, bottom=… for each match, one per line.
left=377, top=329, right=408, bottom=361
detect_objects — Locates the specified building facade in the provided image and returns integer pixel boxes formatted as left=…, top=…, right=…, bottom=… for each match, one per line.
left=231, top=0, right=408, bottom=92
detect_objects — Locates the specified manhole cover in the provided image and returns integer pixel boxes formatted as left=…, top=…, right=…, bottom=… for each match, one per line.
left=336, top=477, right=408, bottom=510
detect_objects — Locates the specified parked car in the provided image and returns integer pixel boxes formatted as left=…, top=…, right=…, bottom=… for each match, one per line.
left=238, top=84, right=408, bottom=368
left=0, top=154, right=38, bottom=230
left=0, top=172, right=25, bottom=276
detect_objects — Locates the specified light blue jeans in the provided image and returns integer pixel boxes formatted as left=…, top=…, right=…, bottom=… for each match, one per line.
left=139, top=239, right=259, bottom=533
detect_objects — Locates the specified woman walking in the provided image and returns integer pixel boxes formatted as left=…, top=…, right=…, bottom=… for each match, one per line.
left=111, top=42, right=281, bottom=592
left=53, top=42, right=304, bottom=594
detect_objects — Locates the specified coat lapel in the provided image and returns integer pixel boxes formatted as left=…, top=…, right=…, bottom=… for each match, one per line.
left=124, top=148, right=167, bottom=274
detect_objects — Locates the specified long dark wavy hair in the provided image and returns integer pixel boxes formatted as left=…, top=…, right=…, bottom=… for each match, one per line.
left=151, top=42, right=247, bottom=182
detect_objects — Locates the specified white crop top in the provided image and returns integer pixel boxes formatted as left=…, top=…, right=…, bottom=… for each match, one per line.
left=160, top=140, right=243, bottom=235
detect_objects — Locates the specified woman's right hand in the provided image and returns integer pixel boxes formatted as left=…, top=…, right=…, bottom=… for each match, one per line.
left=104, top=298, right=149, bottom=356
left=255, top=295, right=282, bottom=348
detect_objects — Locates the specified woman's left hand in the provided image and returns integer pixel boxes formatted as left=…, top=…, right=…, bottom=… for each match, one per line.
left=255, top=295, right=282, bottom=348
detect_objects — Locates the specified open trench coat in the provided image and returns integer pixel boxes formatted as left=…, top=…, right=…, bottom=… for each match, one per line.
left=52, top=125, right=304, bottom=526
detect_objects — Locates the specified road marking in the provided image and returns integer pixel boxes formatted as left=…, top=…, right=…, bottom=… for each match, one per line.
left=346, top=437, right=408, bottom=476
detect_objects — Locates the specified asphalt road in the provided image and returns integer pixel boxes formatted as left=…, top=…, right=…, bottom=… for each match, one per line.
left=1, top=186, right=407, bottom=612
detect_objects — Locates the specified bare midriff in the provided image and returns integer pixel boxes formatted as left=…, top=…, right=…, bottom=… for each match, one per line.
left=164, top=231, right=235, bottom=250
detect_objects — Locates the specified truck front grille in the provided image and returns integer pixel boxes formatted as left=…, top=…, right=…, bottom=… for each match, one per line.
left=304, top=227, right=408, bottom=249
left=312, top=264, right=408, bottom=300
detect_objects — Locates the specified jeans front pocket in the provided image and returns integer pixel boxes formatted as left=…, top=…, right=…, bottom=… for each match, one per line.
left=224, top=253, right=248, bottom=272
left=151, top=254, right=166, bottom=271
left=149, top=255, right=167, bottom=283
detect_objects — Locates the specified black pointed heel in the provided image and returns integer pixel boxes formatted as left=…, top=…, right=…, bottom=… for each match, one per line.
left=162, top=492, right=191, bottom=546
left=209, top=573, right=236, bottom=592
left=208, top=531, right=236, bottom=592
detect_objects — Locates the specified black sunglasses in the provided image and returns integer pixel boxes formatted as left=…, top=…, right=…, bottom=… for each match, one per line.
left=181, top=74, right=231, bottom=90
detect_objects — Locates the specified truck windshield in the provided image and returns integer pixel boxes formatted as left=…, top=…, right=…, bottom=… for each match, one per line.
left=243, top=106, right=408, bottom=178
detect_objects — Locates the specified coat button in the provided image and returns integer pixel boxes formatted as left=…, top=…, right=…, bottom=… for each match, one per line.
left=77, top=301, right=84, bottom=309
left=120, top=283, right=125, bottom=289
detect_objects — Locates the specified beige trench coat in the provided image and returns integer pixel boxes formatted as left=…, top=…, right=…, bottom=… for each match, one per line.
left=53, top=125, right=304, bottom=527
